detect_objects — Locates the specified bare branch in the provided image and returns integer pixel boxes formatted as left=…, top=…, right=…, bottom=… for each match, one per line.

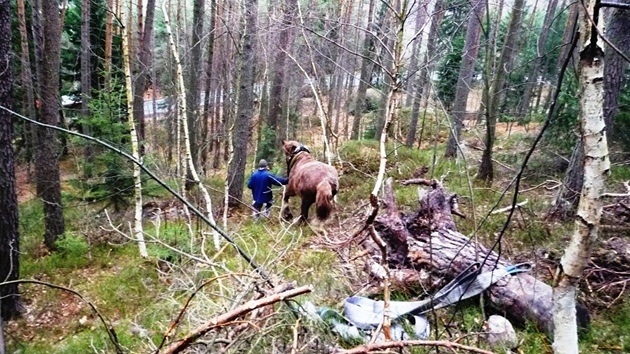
left=335, top=339, right=496, bottom=354
left=161, top=285, right=312, bottom=354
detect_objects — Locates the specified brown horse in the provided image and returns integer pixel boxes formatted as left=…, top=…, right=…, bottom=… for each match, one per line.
left=281, top=140, right=339, bottom=223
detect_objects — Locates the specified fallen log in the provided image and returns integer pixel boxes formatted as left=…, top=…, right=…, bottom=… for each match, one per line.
left=360, top=178, right=589, bottom=337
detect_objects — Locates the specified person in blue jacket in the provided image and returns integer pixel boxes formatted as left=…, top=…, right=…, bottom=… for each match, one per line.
left=247, top=159, right=289, bottom=220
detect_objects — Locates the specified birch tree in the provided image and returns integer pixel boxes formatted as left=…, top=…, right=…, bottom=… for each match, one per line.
left=121, top=10, right=148, bottom=258
left=162, top=2, right=221, bottom=250
left=552, top=0, right=609, bottom=351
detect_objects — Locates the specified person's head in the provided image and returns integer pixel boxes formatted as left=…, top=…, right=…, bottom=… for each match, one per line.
left=258, top=159, right=268, bottom=170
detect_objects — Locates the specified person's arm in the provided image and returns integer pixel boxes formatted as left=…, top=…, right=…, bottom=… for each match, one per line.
left=270, top=174, right=289, bottom=186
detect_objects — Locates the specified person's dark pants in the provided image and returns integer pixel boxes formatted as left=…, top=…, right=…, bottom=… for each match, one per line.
left=252, top=200, right=273, bottom=220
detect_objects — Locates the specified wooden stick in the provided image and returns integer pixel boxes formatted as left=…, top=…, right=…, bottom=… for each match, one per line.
left=490, top=200, right=528, bottom=214
left=335, top=339, right=496, bottom=354
left=399, top=178, right=437, bottom=187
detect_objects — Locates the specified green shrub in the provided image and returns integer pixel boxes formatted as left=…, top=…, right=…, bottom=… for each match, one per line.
left=55, top=234, right=89, bottom=258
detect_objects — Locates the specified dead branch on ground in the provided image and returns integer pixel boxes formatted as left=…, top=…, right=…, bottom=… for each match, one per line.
left=162, top=284, right=312, bottom=354
left=335, top=339, right=496, bottom=354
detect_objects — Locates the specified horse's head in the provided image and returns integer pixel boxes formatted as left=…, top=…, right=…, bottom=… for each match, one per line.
left=282, top=140, right=311, bottom=173
left=282, top=140, right=310, bottom=157
left=282, top=140, right=300, bottom=156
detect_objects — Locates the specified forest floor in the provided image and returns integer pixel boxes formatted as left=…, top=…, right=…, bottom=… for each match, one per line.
left=9, top=115, right=630, bottom=354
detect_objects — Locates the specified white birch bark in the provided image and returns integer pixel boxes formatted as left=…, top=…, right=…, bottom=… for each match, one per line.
left=552, top=0, right=609, bottom=351
left=121, top=12, right=148, bottom=258
left=162, top=3, right=221, bottom=250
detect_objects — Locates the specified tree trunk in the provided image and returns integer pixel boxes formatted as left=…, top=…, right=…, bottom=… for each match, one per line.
left=137, top=0, right=143, bottom=50
left=543, top=1, right=578, bottom=111
left=213, top=85, right=224, bottom=169
left=403, top=0, right=430, bottom=147
left=200, top=0, right=216, bottom=175
left=121, top=10, right=149, bottom=258
left=16, top=0, right=36, bottom=165
left=552, top=0, right=608, bottom=351
left=603, top=7, right=630, bottom=136
left=267, top=0, right=296, bottom=153
left=292, top=0, right=335, bottom=164
left=31, top=0, right=43, bottom=100
left=476, top=0, right=503, bottom=124
left=326, top=5, right=341, bottom=138
left=371, top=0, right=405, bottom=195
left=185, top=0, right=204, bottom=174
left=350, top=0, right=376, bottom=140
left=81, top=0, right=92, bottom=177
left=479, top=0, right=524, bottom=183
left=0, top=0, right=21, bottom=320
left=374, top=5, right=395, bottom=141
left=36, top=0, right=65, bottom=250
left=403, top=1, right=428, bottom=108
left=444, top=0, right=485, bottom=158
left=58, top=0, right=68, bottom=33
left=517, top=0, right=558, bottom=119
left=406, top=0, right=445, bottom=148
left=550, top=142, right=584, bottom=219
left=131, top=0, right=156, bottom=148
left=227, top=0, right=258, bottom=207
left=547, top=5, right=581, bottom=220
left=104, top=0, right=114, bottom=88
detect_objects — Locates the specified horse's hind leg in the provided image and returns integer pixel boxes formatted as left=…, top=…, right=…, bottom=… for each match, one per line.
left=300, top=195, right=315, bottom=223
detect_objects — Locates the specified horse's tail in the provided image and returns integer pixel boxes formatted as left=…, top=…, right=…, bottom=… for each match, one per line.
left=316, top=179, right=336, bottom=221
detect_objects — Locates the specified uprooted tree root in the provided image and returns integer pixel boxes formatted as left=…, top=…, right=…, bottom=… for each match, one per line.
left=581, top=237, right=630, bottom=310
left=533, top=190, right=630, bottom=311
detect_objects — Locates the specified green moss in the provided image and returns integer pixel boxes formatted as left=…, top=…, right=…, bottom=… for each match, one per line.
left=581, top=301, right=630, bottom=353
